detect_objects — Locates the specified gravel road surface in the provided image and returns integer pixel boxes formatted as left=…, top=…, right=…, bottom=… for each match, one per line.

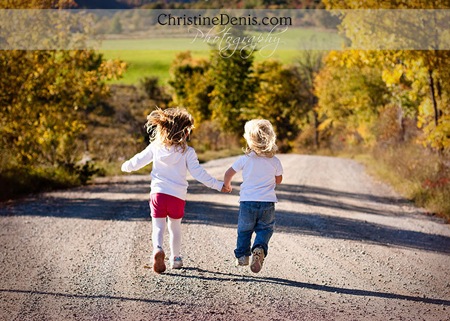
left=1, top=154, right=450, bottom=320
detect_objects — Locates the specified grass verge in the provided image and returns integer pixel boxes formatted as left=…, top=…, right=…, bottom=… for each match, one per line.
left=197, top=148, right=243, bottom=163
left=0, top=166, right=81, bottom=202
left=344, top=148, right=450, bottom=222
left=95, top=160, right=152, bottom=177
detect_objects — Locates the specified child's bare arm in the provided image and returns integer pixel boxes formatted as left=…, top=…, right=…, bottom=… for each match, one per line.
left=223, top=167, right=236, bottom=192
left=275, top=175, right=283, bottom=185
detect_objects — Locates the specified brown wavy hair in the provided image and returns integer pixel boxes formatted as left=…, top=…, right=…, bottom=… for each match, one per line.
left=243, top=119, right=278, bottom=158
left=146, top=107, right=194, bottom=153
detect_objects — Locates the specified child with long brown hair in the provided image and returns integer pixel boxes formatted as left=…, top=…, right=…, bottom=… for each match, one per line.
left=122, top=107, right=229, bottom=273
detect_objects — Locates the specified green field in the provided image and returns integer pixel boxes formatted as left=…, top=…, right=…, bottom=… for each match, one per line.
left=99, top=28, right=342, bottom=85
left=101, top=49, right=208, bottom=85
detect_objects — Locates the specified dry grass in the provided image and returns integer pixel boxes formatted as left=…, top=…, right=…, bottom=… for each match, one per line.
left=0, top=166, right=81, bottom=202
left=300, top=142, right=450, bottom=221
left=352, top=146, right=450, bottom=221
left=196, top=148, right=243, bottom=164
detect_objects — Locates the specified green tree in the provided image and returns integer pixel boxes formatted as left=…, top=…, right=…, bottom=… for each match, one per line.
left=252, top=59, right=305, bottom=152
left=208, top=48, right=255, bottom=135
left=167, top=51, right=213, bottom=123
left=296, top=50, right=326, bottom=148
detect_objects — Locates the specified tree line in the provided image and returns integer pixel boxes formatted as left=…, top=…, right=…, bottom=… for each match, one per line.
left=166, top=49, right=321, bottom=152
left=1, top=0, right=448, bottom=212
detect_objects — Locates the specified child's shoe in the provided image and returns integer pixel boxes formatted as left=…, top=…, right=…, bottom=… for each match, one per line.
left=236, top=256, right=250, bottom=266
left=170, top=256, right=183, bottom=269
left=153, top=246, right=166, bottom=273
left=250, top=247, right=265, bottom=273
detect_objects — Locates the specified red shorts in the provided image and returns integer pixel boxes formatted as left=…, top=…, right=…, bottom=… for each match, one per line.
left=149, top=193, right=185, bottom=219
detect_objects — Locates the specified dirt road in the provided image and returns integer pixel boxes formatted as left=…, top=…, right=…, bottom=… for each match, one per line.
left=1, top=155, right=450, bottom=320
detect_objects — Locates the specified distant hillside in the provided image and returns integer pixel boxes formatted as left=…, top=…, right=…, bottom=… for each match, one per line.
left=74, top=0, right=131, bottom=9
left=74, top=0, right=197, bottom=9
left=74, top=0, right=323, bottom=9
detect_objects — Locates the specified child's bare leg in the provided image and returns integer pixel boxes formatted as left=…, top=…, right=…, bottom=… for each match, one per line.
left=168, top=217, right=182, bottom=258
left=152, top=217, right=166, bottom=251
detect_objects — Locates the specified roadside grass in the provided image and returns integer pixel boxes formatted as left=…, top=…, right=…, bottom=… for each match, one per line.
left=96, top=160, right=152, bottom=177
left=0, top=149, right=238, bottom=202
left=0, top=148, right=240, bottom=202
left=0, top=166, right=82, bottom=202
left=334, top=147, right=450, bottom=222
left=196, top=148, right=243, bottom=163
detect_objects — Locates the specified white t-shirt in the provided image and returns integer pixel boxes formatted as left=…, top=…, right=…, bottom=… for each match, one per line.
left=121, top=143, right=223, bottom=200
left=232, top=152, right=283, bottom=202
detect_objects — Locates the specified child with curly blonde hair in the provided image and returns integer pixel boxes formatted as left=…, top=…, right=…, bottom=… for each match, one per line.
left=223, top=119, right=283, bottom=273
left=122, top=107, right=229, bottom=273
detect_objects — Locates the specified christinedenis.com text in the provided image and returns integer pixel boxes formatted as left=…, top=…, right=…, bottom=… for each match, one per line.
left=157, top=13, right=292, bottom=27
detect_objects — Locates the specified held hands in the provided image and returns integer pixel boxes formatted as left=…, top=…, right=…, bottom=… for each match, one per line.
left=222, top=167, right=236, bottom=193
left=221, top=183, right=232, bottom=193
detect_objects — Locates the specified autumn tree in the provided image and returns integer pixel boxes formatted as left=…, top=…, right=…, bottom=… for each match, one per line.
left=0, top=0, right=127, bottom=172
left=167, top=51, right=213, bottom=123
left=314, top=50, right=391, bottom=146
left=320, top=0, right=450, bottom=152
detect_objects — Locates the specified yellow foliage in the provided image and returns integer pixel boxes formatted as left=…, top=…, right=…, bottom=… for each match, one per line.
left=382, top=64, right=403, bottom=87
left=357, top=123, right=376, bottom=146
left=317, top=118, right=333, bottom=131
left=419, top=98, right=434, bottom=118
left=315, top=49, right=390, bottom=148
left=318, top=1, right=450, bottom=153
left=0, top=50, right=127, bottom=167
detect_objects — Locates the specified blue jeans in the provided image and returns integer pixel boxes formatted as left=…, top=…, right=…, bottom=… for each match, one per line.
left=234, top=201, right=275, bottom=258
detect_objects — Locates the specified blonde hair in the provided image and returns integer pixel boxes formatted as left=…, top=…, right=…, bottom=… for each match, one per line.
left=243, top=119, right=278, bottom=158
left=146, top=107, right=194, bottom=153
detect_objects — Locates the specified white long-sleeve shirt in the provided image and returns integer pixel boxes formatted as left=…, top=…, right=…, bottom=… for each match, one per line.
left=121, top=143, right=223, bottom=200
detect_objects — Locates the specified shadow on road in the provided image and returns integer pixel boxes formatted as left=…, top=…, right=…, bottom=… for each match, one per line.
left=1, top=179, right=449, bottom=254
left=3, top=266, right=450, bottom=307
left=189, top=181, right=415, bottom=217
left=164, top=268, right=450, bottom=306
left=183, top=200, right=450, bottom=254
left=274, top=183, right=412, bottom=206
left=0, top=288, right=176, bottom=305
